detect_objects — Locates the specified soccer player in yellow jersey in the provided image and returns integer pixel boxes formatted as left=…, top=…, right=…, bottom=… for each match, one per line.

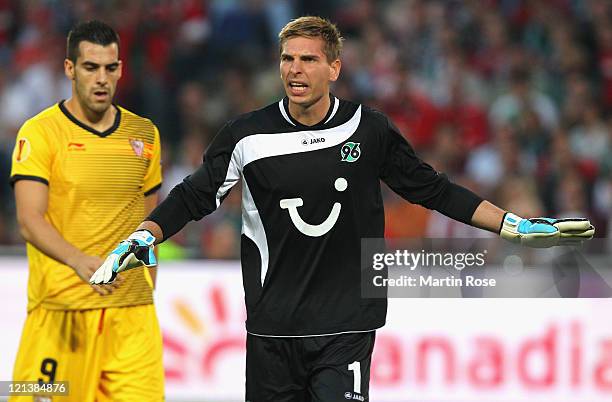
left=9, top=21, right=164, bottom=401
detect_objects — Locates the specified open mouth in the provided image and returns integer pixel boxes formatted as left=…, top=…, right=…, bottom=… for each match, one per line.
left=93, top=90, right=109, bottom=100
left=288, top=82, right=308, bottom=95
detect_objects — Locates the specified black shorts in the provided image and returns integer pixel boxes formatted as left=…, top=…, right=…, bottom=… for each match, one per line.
left=246, top=331, right=376, bottom=402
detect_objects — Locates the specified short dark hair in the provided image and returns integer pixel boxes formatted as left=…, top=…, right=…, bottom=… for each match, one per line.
left=66, top=20, right=120, bottom=63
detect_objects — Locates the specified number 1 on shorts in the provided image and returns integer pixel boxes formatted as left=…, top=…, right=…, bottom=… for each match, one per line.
left=348, top=361, right=361, bottom=394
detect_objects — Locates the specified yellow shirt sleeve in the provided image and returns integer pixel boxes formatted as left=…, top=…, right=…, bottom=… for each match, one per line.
left=143, top=124, right=162, bottom=195
left=10, top=119, right=54, bottom=185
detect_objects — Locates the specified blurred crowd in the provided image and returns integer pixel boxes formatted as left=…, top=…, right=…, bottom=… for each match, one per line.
left=0, top=0, right=610, bottom=258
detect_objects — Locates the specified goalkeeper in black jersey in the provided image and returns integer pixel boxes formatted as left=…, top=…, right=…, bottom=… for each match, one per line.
left=90, top=16, right=594, bottom=402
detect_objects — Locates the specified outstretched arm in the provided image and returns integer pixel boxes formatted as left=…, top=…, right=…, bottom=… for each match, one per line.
left=471, top=200, right=506, bottom=233
left=377, top=113, right=594, bottom=247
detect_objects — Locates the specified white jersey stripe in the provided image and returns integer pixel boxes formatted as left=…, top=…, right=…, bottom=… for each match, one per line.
left=278, top=99, right=296, bottom=126
left=247, top=327, right=379, bottom=338
left=215, top=149, right=241, bottom=208
left=215, top=106, right=361, bottom=207
left=324, top=97, right=340, bottom=124
left=241, top=178, right=269, bottom=285
left=241, top=106, right=361, bottom=168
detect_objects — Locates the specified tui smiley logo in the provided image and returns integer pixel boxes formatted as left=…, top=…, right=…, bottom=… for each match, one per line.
left=279, top=178, right=348, bottom=237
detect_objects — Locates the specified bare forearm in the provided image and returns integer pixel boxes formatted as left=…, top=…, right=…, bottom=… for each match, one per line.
left=14, top=181, right=109, bottom=291
left=471, top=200, right=506, bottom=233
left=18, top=214, right=86, bottom=267
left=136, top=220, right=164, bottom=245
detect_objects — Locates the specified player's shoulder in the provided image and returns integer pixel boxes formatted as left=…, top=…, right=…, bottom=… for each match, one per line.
left=18, top=103, right=65, bottom=140
left=359, top=103, right=391, bottom=126
left=332, top=97, right=359, bottom=120
left=29, top=103, right=63, bottom=121
left=340, top=101, right=404, bottom=153
left=116, top=105, right=157, bottom=133
left=222, top=101, right=286, bottom=140
left=22, top=103, right=63, bottom=128
left=329, top=97, right=386, bottom=126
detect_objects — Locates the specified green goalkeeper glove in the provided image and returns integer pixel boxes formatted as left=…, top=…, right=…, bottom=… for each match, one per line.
left=499, top=212, right=595, bottom=248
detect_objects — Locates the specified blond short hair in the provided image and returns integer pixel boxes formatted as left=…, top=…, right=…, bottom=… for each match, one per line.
left=278, top=16, right=343, bottom=63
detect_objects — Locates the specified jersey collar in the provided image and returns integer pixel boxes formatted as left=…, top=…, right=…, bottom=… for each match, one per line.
left=59, top=100, right=121, bottom=138
left=278, top=94, right=339, bottom=128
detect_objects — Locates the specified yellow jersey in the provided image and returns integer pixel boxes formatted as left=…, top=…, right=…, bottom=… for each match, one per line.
left=10, top=101, right=162, bottom=311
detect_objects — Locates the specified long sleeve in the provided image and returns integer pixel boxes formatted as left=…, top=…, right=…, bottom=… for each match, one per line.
left=379, top=114, right=482, bottom=224
left=147, top=123, right=240, bottom=240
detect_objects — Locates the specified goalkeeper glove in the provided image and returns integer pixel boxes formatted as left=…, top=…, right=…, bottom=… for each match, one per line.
left=89, top=230, right=156, bottom=284
left=499, top=212, right=595, bottom=248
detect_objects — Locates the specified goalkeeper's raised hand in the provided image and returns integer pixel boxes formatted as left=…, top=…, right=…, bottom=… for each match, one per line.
left=90, top=230, right=157, bottom=284
left=499, top=212, right=595, bottom=248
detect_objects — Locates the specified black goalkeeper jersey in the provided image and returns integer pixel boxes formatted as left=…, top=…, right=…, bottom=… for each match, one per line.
left=149, top=95, right=482, bottom=336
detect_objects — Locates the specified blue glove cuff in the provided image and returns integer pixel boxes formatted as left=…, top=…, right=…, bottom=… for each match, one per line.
left=519, top=219, right=558, bottom=235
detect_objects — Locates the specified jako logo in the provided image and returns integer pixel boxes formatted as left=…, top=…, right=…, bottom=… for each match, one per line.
left=302, top=138, right=325, bottom=145
left=344, top=392, right=364, bottom=401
